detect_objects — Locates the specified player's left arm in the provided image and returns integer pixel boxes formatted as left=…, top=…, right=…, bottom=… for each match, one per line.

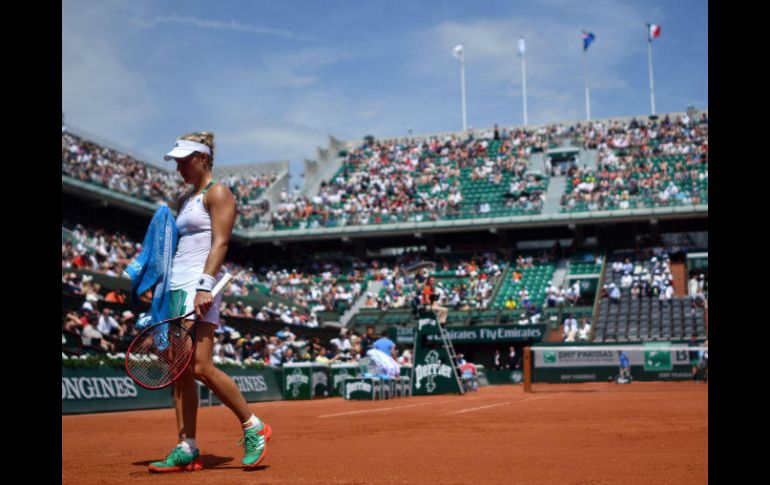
left=195, top=183, right=236, bottom=318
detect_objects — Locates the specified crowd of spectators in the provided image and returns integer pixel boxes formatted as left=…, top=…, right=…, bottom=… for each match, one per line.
left=222, top=173, right=274, bottom=227
left=562, top=315, right=592, bottom=342
left=562, top=113, right=708, bottom=212
left=603, top=249, right=677, bottom=305
left=545, top=280, right=582, bottom=308
left=61, top=223, right=330, bottom=329
left=62, top=276, right=139, bottom=353
left=63, top=223, right=262, bottom=300
left=258, top=264, right=367, bottom=314
left=63, top=113, right=707, bottom=234
left=62, top=225, right=140, bottom=277
left=365, top=253, right=504, bottom=311
left=211, top=325, right=413, bottom=368
left=62, top=132, right=183, bottom=204
left=268, top=125, right=554, bottom=229
left=62, top=131, right=278, bottom=229
left=63, top=224, right=434, bottom=321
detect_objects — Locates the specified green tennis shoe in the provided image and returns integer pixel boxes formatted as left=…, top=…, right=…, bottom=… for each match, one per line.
left=239, top=421, right=272, bottom=470
left=148, top=445, right=202, bottom=473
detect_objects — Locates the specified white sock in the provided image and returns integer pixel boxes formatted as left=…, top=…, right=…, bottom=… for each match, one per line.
left=178, top=438, right=196, bottom=452
left=242, top=414, right=262, bottom=430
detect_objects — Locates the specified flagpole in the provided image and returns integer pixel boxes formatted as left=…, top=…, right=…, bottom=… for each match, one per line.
left=583, top=48, right=591, bottom=121
left=521, top=49, right=528, bottom=127
left=647, top=36, right=656, bottom=115
left=460, top=53, right=468, bottom=132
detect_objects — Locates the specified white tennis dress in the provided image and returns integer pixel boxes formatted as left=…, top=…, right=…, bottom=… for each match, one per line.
left=169, top=181, right=224, bottom=323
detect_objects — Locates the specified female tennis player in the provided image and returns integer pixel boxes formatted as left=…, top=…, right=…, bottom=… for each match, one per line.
left=148, top=132, right=271, bottom=473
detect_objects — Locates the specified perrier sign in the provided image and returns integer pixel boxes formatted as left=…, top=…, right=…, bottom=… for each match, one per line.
left=411, top=316, right=463, bottom=396
left=283, top=364, right=312, bottom=400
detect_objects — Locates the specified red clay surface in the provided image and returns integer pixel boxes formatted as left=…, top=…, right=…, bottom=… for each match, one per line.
left=62, top=381, right=708, bottom=485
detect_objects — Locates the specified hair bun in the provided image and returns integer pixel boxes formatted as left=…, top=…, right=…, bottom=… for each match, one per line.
left=199, top=131, right=215, bottom=146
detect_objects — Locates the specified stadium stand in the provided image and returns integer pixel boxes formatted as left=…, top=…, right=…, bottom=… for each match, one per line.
left=62, top=111, right=708, bottom=368
left=269, top=130, right=549, bottom=230
left=62, top=130, right=281, bottom=229
left=592, top=250, right=707, bottom=342
left=561, top=113, right=708, bottom=212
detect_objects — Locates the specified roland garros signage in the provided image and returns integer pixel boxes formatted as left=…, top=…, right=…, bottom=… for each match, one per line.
left=390, top=324, right=546, bottom=344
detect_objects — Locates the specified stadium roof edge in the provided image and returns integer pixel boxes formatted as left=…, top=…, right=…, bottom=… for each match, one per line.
left=238, top=205, right=708, bottom=242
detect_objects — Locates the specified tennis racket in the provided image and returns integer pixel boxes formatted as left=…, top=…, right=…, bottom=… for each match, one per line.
left=125, top=274, right=233, bottom=390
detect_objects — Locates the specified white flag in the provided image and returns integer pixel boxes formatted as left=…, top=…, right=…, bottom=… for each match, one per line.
left=452, top=44, right=464, bottom=60
left=518, top=38, right=526, bottom=56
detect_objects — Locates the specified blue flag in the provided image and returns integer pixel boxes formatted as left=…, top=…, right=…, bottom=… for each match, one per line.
left=582, top=31, right=595, bottom=51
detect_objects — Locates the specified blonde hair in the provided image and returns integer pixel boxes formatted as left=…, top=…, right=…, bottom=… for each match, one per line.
left=180, top=131, right=215, bottom=169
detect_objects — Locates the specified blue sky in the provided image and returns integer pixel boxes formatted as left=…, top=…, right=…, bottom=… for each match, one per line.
left=62, top=0, right=707, bottom=187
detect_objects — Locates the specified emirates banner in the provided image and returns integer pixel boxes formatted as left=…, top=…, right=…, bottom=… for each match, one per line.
left=390, top=324, right=546, bottom=345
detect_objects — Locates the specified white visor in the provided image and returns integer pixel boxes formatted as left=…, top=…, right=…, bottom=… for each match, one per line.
left=164, top=139, right=211, bottom=160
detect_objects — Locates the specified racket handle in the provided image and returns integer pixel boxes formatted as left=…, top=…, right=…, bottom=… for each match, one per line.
left=212, top=273, right=233, bottom=297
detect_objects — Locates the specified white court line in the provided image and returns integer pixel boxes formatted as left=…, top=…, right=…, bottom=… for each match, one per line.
left=441, top=395, right=553, bottom=416
left=318, top=396, right=484, bottom=419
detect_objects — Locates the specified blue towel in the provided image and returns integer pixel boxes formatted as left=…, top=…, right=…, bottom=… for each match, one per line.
left=124, top=206, right=178, bottom=340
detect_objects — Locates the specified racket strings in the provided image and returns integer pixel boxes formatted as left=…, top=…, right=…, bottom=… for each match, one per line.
left=126, top=322, right=194, bottom=388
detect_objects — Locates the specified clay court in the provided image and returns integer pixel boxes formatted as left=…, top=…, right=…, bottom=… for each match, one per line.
left=62, top=381, right=707, bottom=485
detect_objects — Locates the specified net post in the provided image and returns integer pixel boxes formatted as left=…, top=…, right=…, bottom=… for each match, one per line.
left=523, top=346, right=532, bottom=393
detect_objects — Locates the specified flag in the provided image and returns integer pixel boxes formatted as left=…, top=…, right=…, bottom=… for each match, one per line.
left=648, top=23, right=661, bottom=41
left=582, top=31, right=595, bottom=51
left=452, top=44, right=464, bottom=60
left=518, top=38, right=526, bottom=57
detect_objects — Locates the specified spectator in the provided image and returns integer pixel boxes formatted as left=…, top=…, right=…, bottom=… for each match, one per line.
left=394, top=348, right=410, bottom=365
left=63, top=310, right=84, bottom=333
left=507, top=346, right=519, bottom=370
left=422, top=276, right=449, bottom=325
left=97, top=308, right=122, bottom=337
left=688, top=274, right=699, bottom=307
left=315, top=346, right=337, bottom=365
left=609, top=284, right=621, bottom=304
left=563, top=315, right=578, bottom=341
left=104, top=289, right=127, bottom=304
left=330, top=328, right=352, bottom=355
left=578, top=319, right=592, bottom=341
left=493, top=350, right=503, bottom=370
left=621, top=272, right=633, bottom=288
left=267, top=336, right=286, bottom=366
left=359, top=326, right=377, bottom=357
left=81, top=316, right=114, bottom=352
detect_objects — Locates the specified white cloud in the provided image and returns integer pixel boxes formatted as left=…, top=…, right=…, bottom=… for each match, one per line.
left=218, top=124, right=327, bottom=161
left=62, top=3, right=158, bottom=148
left=135, top=15, right=319, bottom=43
